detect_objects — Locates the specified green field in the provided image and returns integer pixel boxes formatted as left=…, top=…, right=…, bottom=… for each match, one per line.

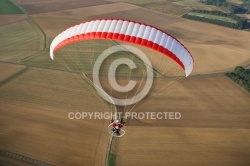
left=0, top=20, right=44, bottom=62
left=0, top=0, right=24, bottom=14
left=187, top=12, right=237, bottom=23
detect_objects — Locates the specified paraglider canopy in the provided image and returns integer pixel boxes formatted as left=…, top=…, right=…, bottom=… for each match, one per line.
left=50, top=19, right=194, bottom=76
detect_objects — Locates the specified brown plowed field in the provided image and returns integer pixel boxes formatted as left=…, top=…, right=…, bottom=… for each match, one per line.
left=112, top=75, right=250, bottom=166
left=114, top=126, right=250, bottom=166
left=0, top=68, right=111, bottom=166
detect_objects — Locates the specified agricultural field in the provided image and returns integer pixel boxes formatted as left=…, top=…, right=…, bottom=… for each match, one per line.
left=173, top=0, right=228, bottom=11
left=161, top=19, right=250, bottom=74
left=121, top=0, right=191, bottom=16
left=112, top=75, right=250, bottom=166
left=0, top=62, right=26, bottom=82
left=121, top=0, right=230, bottom=16
left=12, top=0, right=113, bottom=14
left=114, top=126, right=250, bottom=166
left=0, top=68, right=112, bottom=166
left=186, top=12, right=237, bottom=23
left=0, top=15, right=26, bottom=26
left=0, top=20, right=44, bottom=62
left=0, top=0, right=249, bottom=166
left=0, top=0, right=24, bottom=14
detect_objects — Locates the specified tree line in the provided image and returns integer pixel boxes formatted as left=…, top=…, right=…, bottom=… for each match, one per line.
left=200, top=0, right=250, bottom=14
left=182, top=10, right=247, bottom=29
left=243, top=0, right=250, bottom=14
left=225, top=66, right=250, bottom=92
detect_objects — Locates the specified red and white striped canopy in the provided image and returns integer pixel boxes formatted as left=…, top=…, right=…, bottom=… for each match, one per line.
left=50, top=19, right=194, bottom=76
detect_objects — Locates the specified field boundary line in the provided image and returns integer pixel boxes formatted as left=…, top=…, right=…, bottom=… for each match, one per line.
left=122, top=1, right=182, bottom=18
left=0, top=149, right=52, bottom=166
left=18, top=16, right=47, bottom=63
left=0, top=66, right=29, bottom=86
left=224, top=75, right=250, bottom=94
left=1, top=0, right=47, bottom=63
left=10, top=0, right=27, bottom=14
